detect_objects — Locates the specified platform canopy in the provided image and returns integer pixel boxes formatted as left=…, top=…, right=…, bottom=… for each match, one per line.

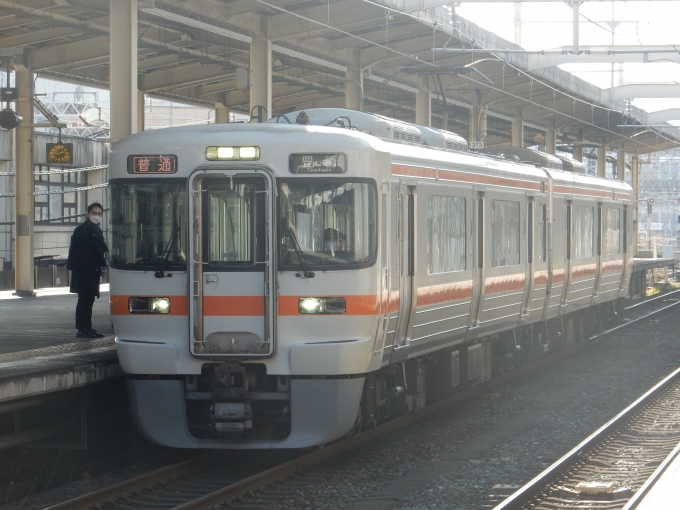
left=1, top=0, right=679, bottom=154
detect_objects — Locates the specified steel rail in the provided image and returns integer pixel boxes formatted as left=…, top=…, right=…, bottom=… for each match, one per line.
left=492, top=312, right=680, bottom=509
left=47, top=295, right=680, bottom=510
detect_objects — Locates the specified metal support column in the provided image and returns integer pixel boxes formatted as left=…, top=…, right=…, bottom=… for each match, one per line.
left=514, top=3, right=522, bottom=46
left=573, top=143, right=583, bottom=162
left=137, top=89, right=144, bottom=133
left=470, top=90, right=486, bottom=144
left=250, top=26, right=271, bottom=122
left=617, top=150, right=626, bottom=181
left=597, top=142, right=606, bottom=178
left=415, top=75, right=431, bottom=126
left=215, top=102, right=229, bottom=123
left=345, top=49, right=362, bottom=111
left=545, top=127, right=557, bottom=155
left=14, top=64, right=34, bottom=296
left=511, top=114, right=523, bottom=147
left=110, top=0, right=138, bottom=143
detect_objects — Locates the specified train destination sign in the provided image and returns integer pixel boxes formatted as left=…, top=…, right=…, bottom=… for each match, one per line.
left=289, top=153, right=347, bottom=174
left=128, top=155, right=178, bottom=174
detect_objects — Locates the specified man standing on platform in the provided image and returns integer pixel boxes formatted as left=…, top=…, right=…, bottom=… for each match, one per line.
left=67, top=202, right=109, bottom=338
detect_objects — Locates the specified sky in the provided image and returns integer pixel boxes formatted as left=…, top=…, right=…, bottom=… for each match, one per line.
left=455, top=1, right=680, bottom=113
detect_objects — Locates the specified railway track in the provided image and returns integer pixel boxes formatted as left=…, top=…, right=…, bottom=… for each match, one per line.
left=45, top=291, right=680, bottom=510
left=493, top=365, right=680, bottom=510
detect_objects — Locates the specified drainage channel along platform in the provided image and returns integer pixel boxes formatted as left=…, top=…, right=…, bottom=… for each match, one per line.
left=494, top=366, right=680, bottom=510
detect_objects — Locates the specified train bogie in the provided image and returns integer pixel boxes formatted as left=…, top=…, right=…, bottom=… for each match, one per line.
left=109, top=108, right=633, bottom=448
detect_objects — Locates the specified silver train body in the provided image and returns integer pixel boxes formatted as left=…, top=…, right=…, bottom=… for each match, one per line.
left=109, top=108, right=633, bottom=448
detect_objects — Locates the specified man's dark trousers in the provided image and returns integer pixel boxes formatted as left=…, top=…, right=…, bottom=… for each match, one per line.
left=75, top=293, right=96, bottom=331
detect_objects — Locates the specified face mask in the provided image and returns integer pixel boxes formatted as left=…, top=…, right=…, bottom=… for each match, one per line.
left=325, top=241, right=337, bottom=252
left=89, top=215, right=102, bottom=225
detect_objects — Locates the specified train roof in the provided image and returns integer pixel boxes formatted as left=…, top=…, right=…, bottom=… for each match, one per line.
left=476, top=146, right=563, bottom=170
left=268, top=108, right=468, bottom=151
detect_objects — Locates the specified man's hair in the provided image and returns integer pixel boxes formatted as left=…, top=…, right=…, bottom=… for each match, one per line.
left=87, top=202, right=104, bottom=213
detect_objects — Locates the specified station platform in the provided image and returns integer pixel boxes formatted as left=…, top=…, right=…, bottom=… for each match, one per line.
left=633, top=442, right=680, bottom=509
left=0, top=286, right=118, bottom=403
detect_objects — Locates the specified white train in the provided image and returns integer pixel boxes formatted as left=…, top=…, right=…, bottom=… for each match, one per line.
left=109, top=108, right=633, bottom=448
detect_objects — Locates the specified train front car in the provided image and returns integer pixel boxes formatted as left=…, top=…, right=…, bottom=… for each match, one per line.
left=109, top=123, right=389, bottom=448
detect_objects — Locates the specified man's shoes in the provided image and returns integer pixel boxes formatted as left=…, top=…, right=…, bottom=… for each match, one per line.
left=76, top=329, right=96, bottom=338
left=88, top=328, right=105, bottom=338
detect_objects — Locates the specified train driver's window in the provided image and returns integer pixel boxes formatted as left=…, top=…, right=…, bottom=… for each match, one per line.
left=427, top=195, right=466, bottom=274
left=573, top=206, right=595, bottom=259
left=278, top=179, right=377, bottom=269
left=604, top=208, right=621, bottom=255
left=491, top=199, right=520, bottom=267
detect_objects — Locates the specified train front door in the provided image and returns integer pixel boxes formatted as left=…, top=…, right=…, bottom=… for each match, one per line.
left=189, top=170, right=275, bottom=357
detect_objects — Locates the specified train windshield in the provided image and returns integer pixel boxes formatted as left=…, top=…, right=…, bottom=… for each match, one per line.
left=109, top=179, right=187, bottom=270
left=278, top=179, right=377, bottom=270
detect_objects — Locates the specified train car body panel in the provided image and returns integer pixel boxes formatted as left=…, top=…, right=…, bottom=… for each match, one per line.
left=109, top=109, right=634, bottom=448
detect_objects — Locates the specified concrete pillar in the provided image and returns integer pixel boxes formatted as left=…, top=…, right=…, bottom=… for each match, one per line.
left=415, top=75, right=431, bottom=126
left=110, top=0, right=138, bottom=142
left=597, top=142, right=606, bottom=178
left=137, top=89, right=144, bottom=133
left=345, top=49, right=362, bottom=111
left=215, top=102, right=229, bottom=123
left=14, top=65, right=34, bottom=296
left=250, top=31, right=272, bottom=122
left=511, top=114, right=523, bottom=147
left=545, top=128, right=557, bottom=155
left=573, top=143, right=583, bottom=162
left=632, top=151, right=640, bottom=256
left=617, top=150, right=625, bottom=182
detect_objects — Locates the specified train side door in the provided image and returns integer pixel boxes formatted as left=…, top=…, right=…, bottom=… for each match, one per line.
left=189, top=170, right=275, bottom=358
left=392, top=183, right=416, bottom=349
left=468, top=190, right=485, bottom=328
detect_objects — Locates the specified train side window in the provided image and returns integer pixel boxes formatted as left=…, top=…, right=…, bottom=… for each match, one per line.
left=491, top=199, right=520, bottom=267
left=573, top=206, right=595, bottom=259
left=604, top=208, right=621, bottom=255
left=427, top=195, right=466, bottom=274
left=536, top=204, right=547, bottom=263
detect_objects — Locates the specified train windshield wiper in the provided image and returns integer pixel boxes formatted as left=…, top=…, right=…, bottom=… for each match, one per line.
left=285, top=224, right=315, bottom=279
left=154, top=227, right=180, bottom=278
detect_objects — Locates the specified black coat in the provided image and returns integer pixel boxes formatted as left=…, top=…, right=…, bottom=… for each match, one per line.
left=67, top=220, right=108, bottom=297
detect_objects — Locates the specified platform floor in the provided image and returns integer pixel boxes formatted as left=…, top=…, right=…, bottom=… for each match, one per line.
left=0, top=285, right=114, bottom=355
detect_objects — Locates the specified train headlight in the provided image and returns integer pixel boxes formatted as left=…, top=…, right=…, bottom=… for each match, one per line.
left=298, top=297, right=346, bottom=314
left=206, top=146, right=260, bottom=161
left=128, top=297, right=171, bottom=314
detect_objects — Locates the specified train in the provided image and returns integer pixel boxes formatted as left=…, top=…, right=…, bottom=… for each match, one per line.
left=108, top=108, right=633, bottom=448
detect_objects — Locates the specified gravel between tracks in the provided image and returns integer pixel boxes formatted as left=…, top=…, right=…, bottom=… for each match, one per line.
left=223, top=308, right=680, bottom=510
